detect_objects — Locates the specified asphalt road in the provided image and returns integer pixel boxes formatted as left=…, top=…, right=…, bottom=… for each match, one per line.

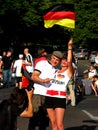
left=0, top=60, right=98, bottom=130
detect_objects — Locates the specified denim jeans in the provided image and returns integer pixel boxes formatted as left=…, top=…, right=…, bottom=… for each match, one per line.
left=3, top=69, right=12, bottom=86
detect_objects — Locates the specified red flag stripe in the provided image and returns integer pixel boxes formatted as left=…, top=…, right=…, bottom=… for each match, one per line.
left=43, top=11, right=75, bottom=20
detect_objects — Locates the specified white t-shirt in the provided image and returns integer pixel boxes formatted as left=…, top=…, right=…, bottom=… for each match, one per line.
left=34, top=60, right=56, bottom=96
left=13, top=59, right=22, bottom=77
left=88, top=69, right=97, bottom=79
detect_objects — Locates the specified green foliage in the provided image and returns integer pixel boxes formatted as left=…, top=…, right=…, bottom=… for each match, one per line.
left=73, top=0, right=98, bottom=48
left=0, top=0, right=98, bottom=49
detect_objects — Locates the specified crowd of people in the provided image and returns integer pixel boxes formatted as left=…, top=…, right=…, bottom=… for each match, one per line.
left=82, top=63, right=98, bottom=96
left=0, top=39, right=98, bottom=130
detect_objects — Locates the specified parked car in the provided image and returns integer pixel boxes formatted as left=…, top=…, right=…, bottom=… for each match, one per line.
left=89, top=51, right=98, bottom=63
left=74, top=48, right=89, bottom=60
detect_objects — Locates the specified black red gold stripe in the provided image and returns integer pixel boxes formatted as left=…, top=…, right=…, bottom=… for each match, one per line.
left=43, top=4, right=75, bottom=29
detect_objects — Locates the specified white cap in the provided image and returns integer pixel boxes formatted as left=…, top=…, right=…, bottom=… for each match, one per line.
left=0, top=56, right=2, bottom=59
left=19, top=54, right=23, bottom=58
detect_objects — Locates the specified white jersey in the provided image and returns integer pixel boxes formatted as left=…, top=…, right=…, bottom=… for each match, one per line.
left=13, top=59, right=22, bottom=77
left=34, top=60, right=56, bottom=96
left=88, top=69, right=97, bottom=79
left=46, top=70, right=70, bottom=98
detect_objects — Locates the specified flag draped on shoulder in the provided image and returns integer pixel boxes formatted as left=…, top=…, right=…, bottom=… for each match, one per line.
left=43, top=4, right=75, bottom=29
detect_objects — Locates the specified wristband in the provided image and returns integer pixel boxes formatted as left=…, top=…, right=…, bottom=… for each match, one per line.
left=68, top=48, right=72, bottom=50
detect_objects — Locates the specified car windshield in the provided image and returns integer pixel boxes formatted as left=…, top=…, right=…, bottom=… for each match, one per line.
left=76, top=49, right=84, bottom=53
left=91, top=52, right=96, bottom=55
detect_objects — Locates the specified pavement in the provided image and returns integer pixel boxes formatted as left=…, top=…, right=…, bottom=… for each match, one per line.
left=64, top=95, right=98, bottom=130
left=0, top=86, right=98, bottom=130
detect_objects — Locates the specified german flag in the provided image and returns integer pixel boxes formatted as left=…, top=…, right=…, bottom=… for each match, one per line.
left=43, top=4, right=75, bottom=29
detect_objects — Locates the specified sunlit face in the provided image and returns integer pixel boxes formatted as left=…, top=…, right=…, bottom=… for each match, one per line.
left=24, top=48, right=29, bottom=54
left=7, top=51, right=12, bottom=56
left=90, top=65, right=94, bottom=70
left=51, top=55, right=61, bottom=67
left=61, top=58, right=68, bottom=67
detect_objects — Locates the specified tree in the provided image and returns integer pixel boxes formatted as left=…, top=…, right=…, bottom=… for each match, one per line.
left=73, top=0, right=98, bottom=49
left=0, top=0, right=98, bottom=50
left=0, top=0, right=70, bottom=47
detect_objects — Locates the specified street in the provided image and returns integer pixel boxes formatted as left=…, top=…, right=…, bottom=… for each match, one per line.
left=17, top=94, right=98, bottom=130
left=0, top=60, right=98, bottom=130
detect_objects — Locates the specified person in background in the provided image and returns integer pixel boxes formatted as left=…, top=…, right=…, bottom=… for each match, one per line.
left=2, top=50, right=7, bottom=58
left=31, top=38, right=73, bottom=130
left=13, top=54, right=24, bottom=89
left=23, top=48, right=34, bottom=75
left=92, top=75, right=98, bottom=96
left=0, top=56, right=3, bottom=72
left=66, top=55, right=77, bottom=107
left=0, top=87, right=33, bottom=130
left=2, top=50, right=14, bottom=88
left=0, top=56, right=3, bottom=87
left=83, top=64, right=97, bottom=80
left=34, top=47, right=48, bottom=67
left=82, top=74, right=93, bottom=95
left=94, top=53, right=98, bottom=73
left=37, top=47, right=47, bottom=57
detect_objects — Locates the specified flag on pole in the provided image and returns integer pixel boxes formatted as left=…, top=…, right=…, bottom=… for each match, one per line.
left=43, top=4, right=75, bottom=29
